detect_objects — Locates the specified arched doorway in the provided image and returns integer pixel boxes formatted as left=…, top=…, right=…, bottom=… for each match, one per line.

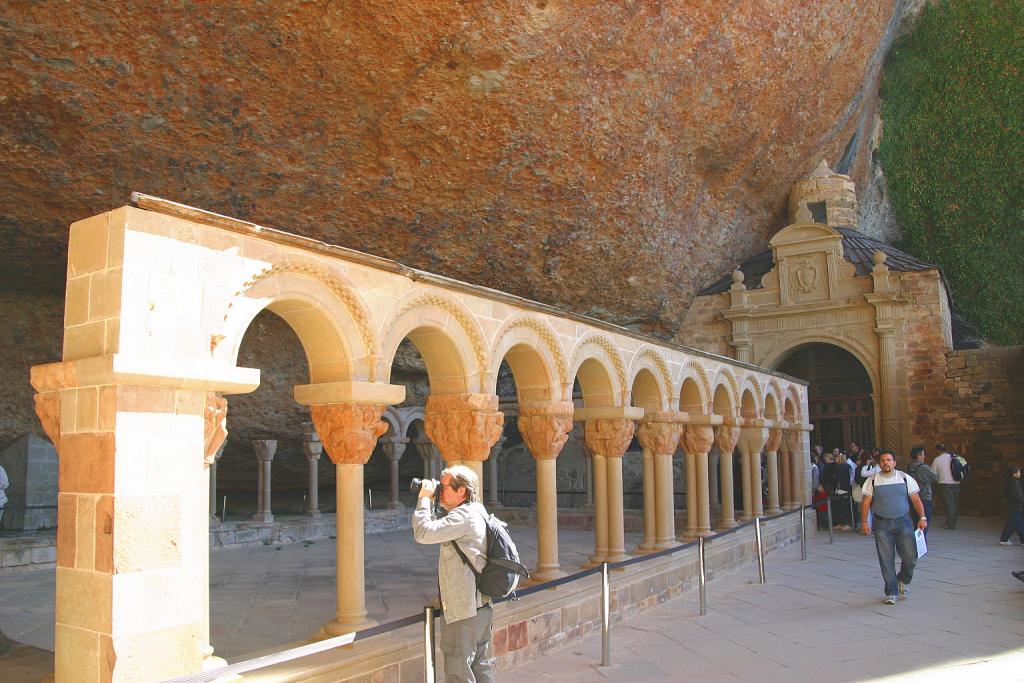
left=775, top=344, right=875, bottom=451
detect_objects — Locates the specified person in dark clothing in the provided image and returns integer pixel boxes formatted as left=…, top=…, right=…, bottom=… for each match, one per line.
left=813, top=484, right=830, bottom=530
left=998, top=466, right=1024, bottom=546
left=906, top=447, right=938, bottom=538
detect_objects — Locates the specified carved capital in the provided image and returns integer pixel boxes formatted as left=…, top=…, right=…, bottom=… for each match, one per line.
left=251, top=439, right=278, bottom=462
left=765, top=428, right=783, bottom=453
left=302, top=421, right=323, bottom=460
left=204, top=393, right=228, bottom=465
left=782, top=429, right=802, bottom=452
left=739, top=426, right=768, bottom=454
left=636, top=414, right=685, bottom=456
left=379, top=436, right=410, bottom=462
left=33, top=392, right=61, bottom=454
left=681, top=424, right=715, bottom=455
left=424, top=393, right=504, bottom=462
left=518, top=401, right=574, bottom=460
left=584, top=418, right=635, bottom=459
left=310, top=403, right=388, bottom=465
left=714, top=424, right=740, bottom=454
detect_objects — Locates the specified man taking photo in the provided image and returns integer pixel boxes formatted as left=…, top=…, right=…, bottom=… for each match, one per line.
left=412, top=465, right=494, bottom=683
left=860, top=451, right=928, bottom=605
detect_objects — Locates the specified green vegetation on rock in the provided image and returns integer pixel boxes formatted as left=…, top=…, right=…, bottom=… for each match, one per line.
left=880, top=0, right=1023, bottom=344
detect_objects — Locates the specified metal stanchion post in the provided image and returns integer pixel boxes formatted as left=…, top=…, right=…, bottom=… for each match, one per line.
left=600, top=562, right=611, bottom=667
left=754, top=517, right=766, bottom=584
left=826, top=497, right=835, bottom=545
left=848, top=493, right=854, bottom=527
left=423, top=606, right=436, bottom=683
left=698, top=537, right=707, bottom=616
left=800, top=505, right=807, bottom=561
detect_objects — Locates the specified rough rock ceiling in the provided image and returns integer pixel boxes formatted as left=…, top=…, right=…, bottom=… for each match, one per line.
left=0, top=1, right=900, bottom=339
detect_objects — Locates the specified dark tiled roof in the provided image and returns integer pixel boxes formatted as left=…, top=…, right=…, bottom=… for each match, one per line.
left=698, top=226, right=939, bottom=295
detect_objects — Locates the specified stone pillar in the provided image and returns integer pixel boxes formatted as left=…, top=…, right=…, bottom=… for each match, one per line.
left=578, top=422, right=594, bottom=509
left=310, top=402, right=390, bottom=633
left=784, top=429, right=806, bottom=506
left=780, top=435, right=794, bottom=510
left=302, top=422, right=323, bottom=518
left=251, top=440, right=277, bottom=524
left=379, top=436, right=409, bottom=510
left=32, top=363, right=249, bottom=683
left=636, top=412, right=686, bottom=551
left=424, top=393, right=504, bottom=484
left=414, top=438, right=438, bottom=480
left=518, top=401, right=574, bottom=581
left=714, top=423, right=741, bottom=529
left=876, top=327, right=902, bottom=452
left=739, top=425, right=768, bottom=520
left=584, top=415, right=637, bottom=563
left=682, top=422, right=717, bottom=538
left=764, top=427, right=783, bottom=515
left=209, top=444, right=225, bottom=524
left=708, top=450, right=720, bottom=511
left=486, top=436, right=506, bottom=509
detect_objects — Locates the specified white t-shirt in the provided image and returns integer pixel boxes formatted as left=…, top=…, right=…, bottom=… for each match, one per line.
left=932, top=452, right=957, bottom=485
left=861, top=470, right=920, bottom=498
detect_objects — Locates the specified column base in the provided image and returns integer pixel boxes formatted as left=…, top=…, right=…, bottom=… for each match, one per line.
left=653, top=538, right=677, bottom=550
left=582, top=554, right=607, bottom=569
left=604, top=551, right=632, bottom=563
left=765, top=506, right=782, bottom=516
left=695, top=528, right=713, bottom=538
left=305, top=509, right=323, bottom=518
left=251, top=512, right=274, bottom=524
left=386, top=502, right=404, bottom=510
left=716, top=519, right=738, bottom=530
left=527, top=568, right=567, bottom=584
left=319, top=616, right=378, bottom=638
left=485, top=500, right=503, bottom=509
left=632, top=542, right=658, bottom=555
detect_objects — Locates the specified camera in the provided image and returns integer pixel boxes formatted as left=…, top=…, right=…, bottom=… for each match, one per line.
left=410, top=478, right=439, bottom=492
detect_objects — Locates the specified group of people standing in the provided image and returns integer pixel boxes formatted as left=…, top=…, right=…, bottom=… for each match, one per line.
left=810, top=442, right=963, bottom=534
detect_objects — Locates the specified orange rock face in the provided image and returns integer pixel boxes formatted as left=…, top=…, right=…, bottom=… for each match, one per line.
left=0, top=1, right=898, bottom=335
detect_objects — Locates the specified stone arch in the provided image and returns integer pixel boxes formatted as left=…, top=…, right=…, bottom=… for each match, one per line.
left=379, top=292, right=487, bottom=395
left=629, top=347, right=672, bottom=400
left=783, top=384, right=803, bottom=423
left=680, top=360, right=713, bottom=412
left=627, top=348, right=671, bottom=411
left=711, top=366, right=739, bottom=417
left=763, top=391, right=780, bottom=422
left=218, top=265, right=376, bottom=383
left=763, top=335, right=879, bottom=399
left=382, top=406, right=402, bottom=436
left=488, top=317, right=566, bottom=402
left=395, top=405, right=425, bottom=439
left=630, top=368, right=665, bottom=412
left=766, top=379, right=785, bottom=420
left=679, top=373, right=708, bottom=416
left=738, top=375, right=763, bottom=420
left=569, top=335, right=628, bottom=407
left=712, top=381, right=735, bottom=420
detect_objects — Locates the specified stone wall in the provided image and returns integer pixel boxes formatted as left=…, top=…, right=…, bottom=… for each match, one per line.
left=674, top=292, right=731, bottom=356
left=930, top=346, right=1024, bottom=515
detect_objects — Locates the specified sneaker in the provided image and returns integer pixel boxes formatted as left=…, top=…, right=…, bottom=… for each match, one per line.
left=898, top=581, right=910, bottom=598
left=883, top=595, right=897, bottom=605
left=1000, top=541, right=1013, bottom=546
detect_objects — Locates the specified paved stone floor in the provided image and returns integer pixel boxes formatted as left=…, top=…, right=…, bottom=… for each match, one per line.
left=504, top=517, right=1024, bottom=682
left=2, top=516, right=1023, bottom=682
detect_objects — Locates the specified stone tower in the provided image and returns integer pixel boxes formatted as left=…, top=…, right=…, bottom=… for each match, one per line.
left=788, top=160, right=858, bottom=226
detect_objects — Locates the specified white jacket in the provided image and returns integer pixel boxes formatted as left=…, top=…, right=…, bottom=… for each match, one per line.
left=412, top=498, right=489, bottom=624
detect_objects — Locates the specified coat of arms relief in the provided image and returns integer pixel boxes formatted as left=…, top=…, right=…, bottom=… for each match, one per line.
left=789, top=256, right=823, bottom=296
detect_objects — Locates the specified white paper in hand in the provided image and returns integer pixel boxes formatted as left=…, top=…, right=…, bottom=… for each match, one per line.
left=915, top=528, right=927, bottom=558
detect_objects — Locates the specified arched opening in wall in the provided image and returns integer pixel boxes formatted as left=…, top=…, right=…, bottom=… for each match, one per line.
left=221, top=309, right=320, bottom=519
left=628, top=369, right=663, bottom=510
left=775, top=343, right=874, bottom=451
left=377, top=339, right=434, bottom=507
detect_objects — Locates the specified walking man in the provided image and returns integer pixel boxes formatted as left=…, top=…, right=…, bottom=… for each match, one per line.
left=412, top=465, right=494, bottom=683
left=906, top=447, right=937, bottom=537
left=860, top=451, right=928, bottom=604
left=931, top=443, right=959, bottom=529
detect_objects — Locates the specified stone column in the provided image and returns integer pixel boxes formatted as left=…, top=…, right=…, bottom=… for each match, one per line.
left=708, top=450, right=720, bottom=511
left=714, top=423, right=740, bottom=529
left=636, top=412, right=686, bottom=551
left=764, top=427, right=783, bottom=515
left=576, top=423, right=594, bottom=509
left=311, top=402, right=390, bottom=633
left=876, top=327, right=902, bottom=452
left=209, top=444, right=225, bottom=524
left=302, top=422, right=323, bottom=518
left=414, top=438, right=438, bottom=480
left=486, top=436, right=506, bottom=509
left=251, top=439, right=277, bottom=524
left=780, top=435, right=794, bottom=510
left=518, top=401, right=574, bottom=581
left=379, top=436, right=409, bottom=510
left=682, top=422, right=717, bottom=537
left=424, top=393, right=504, bottom=484
left=784, top=429, right=804, bottom=506
left=739, top=424, right=768, bottom=519
left=585, top=416, right=637, bottom=563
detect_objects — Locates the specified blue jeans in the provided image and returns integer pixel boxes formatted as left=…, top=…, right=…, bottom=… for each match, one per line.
left=911, top=499, right=933, bottom=538
left=874, top=515, right=917, bottom=596
left=1000, top=510, right=1024, bottom=543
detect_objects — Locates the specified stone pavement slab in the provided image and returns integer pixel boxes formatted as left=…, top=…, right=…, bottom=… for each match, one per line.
left=501, top=517, right=1024, bottom=683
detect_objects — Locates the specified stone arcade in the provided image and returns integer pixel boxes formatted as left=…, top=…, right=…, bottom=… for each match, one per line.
left=30, top=196, right=810, bottom=681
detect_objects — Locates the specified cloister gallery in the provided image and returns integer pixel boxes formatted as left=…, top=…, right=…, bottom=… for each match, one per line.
left=29, top=194, right=812, bottom=680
